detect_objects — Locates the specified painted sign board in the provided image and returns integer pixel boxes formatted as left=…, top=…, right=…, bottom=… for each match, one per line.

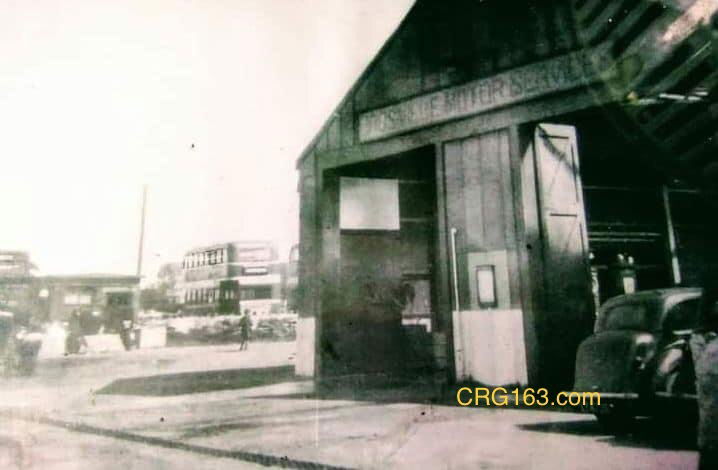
left=359, top=45, right=613, bottom=142
left=184, top=264, right=230, bottom=282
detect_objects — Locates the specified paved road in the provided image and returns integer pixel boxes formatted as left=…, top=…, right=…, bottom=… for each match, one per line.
left=0, top=342, right=701, bottom=469
left=2, top=417, right=274, bottom=470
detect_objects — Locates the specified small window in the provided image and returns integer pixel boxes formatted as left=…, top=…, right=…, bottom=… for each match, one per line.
left=663, top=298, right=700, bottom=332
left=240, top=287, right=272, bottom=300
left=476, top=265, right=497, bottom=309
left=255, top=287, right=272, bottom=300
left=601, top=303, right=649, bottom=331
left=64, top=293, right=92, bottom=305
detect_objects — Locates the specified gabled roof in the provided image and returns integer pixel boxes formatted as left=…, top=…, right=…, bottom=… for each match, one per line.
left=296, top=1, right=419, bottom=167
left=297, top=0, right=718, bottom=182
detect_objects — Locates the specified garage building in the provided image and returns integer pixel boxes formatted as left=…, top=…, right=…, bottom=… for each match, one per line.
left=295, top=0, right=718, bottom=388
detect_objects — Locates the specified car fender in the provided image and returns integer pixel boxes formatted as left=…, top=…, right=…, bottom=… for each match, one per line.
left=650, top=338, right=694, bottom=395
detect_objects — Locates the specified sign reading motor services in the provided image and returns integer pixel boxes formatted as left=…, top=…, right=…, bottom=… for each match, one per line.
left=358, top=45, right=613, bottom=142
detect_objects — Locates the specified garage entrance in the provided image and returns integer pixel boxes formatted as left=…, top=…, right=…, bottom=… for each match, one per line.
left=519, top=108, right=705, bottom=387
left=550, top=108, right=690, bottom=301
left=320, top=146, right=438, bottom=377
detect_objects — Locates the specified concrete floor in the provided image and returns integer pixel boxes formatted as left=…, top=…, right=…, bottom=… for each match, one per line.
left=0, top=342, right=700, bottom=469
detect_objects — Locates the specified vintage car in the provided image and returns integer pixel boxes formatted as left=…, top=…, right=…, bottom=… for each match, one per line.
left=574, top=288, right=702, bottom=430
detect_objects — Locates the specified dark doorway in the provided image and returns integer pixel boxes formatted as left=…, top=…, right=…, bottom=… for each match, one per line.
left=554, top=108, right=678, bottom=302
left=218, top=280, right=239, bottom=314
left=321, top=146, right=438, bottom=378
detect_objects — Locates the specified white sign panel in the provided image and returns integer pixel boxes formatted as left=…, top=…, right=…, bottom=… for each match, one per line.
left=339, top=177, right=400, bottom=231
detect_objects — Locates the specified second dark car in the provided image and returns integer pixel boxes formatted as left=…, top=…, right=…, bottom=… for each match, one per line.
left=573, top=288, right=702, bottom=430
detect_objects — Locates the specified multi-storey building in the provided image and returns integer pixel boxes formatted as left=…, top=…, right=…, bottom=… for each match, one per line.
left=0, top=251, right=37, bottom=325
left=179, top=241, right=284, bottom=316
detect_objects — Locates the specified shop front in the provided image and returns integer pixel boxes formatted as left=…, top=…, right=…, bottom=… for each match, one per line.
left=295, top=0, right=718, bottom=388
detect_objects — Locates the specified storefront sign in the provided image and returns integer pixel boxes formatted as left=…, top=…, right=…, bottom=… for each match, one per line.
left=185, top=264, right=230, bottom=282
left=359, top=46, right=612, bottom=142
left=243, top=266, right=269, bottom=275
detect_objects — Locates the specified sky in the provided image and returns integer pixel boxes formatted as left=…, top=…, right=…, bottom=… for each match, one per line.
left=0, top=0, right=415, bottom=282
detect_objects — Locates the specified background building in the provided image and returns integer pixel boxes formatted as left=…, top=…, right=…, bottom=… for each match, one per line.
left=0, top=251, right=38, bottom=326
left=283, top=244, right=300, bottom=313
left=0, top=249, right=140, bottom=329
left=0, top=251, right=37, bottom=278
left=37, top=274, right=140, bottom=328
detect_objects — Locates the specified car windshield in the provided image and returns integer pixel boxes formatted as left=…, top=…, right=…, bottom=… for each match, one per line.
left=598, top=302, right=654, bottom=331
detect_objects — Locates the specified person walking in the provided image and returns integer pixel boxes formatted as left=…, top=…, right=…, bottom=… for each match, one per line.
left=238, top=310, right=251, bottom=351
left=65, top=309, right=85, bottom=355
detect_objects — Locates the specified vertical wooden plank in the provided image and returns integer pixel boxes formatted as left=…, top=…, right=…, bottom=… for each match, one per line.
left=480, top=131, right=505, bottom=249
left=328, top=117, right=340, bottom=151
left=508, top=14, right=529, bottom=67
left=320, top=172, right=340, bottom=281
left=496, top=129, right=521, bottom=308
left=511, top=125, right=541, bottom=384
left=461, top=137, right=484, bottom=253
left=553, top=1, right=577, bottom=52
left=340, top=99, right=355, bottom=149
left=495, top=25, right=514, bottom=70
left=434, top=145, right=449, bottom=324
left=434, top=142, right=454, bottom=380
left=531, top=5, right=552, bottom=58
left=312, top=153, right=325, bottom=377
left=443, top=139, right=469, bottom=310
left=475, top=11, right=494, bottom=77
left=298, top=153, right=317, bottom=320
left=317, top=132, right=328, bottom=153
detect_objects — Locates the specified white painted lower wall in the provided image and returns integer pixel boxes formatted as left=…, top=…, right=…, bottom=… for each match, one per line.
left=452, top=309, right=528, bottom=386
left=295, top=316, right=315, bottom=377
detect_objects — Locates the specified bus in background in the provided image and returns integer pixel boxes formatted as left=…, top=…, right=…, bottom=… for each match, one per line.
left=179, top=241, right=284, bottom=317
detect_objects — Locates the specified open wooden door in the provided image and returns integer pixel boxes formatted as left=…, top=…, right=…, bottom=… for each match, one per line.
left=533, top=123, right=594, bottom=388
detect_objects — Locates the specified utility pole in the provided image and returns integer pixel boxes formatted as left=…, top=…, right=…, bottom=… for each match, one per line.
left=136, top=185, right=147, bottom=277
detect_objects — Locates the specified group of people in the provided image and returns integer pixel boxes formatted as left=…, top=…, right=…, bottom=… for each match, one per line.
left=64, top=309, right=136, bottom=355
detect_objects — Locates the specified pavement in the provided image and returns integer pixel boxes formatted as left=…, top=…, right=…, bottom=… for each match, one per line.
left=0, top=341, right=701, bottom=469
left=2, top=418, right=270, bottom=470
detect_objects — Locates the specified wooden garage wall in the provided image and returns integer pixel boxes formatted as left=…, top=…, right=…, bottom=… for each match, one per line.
left=297, top=152, right=319, bottom=319
left=442, top=128, right=521, bottom=311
